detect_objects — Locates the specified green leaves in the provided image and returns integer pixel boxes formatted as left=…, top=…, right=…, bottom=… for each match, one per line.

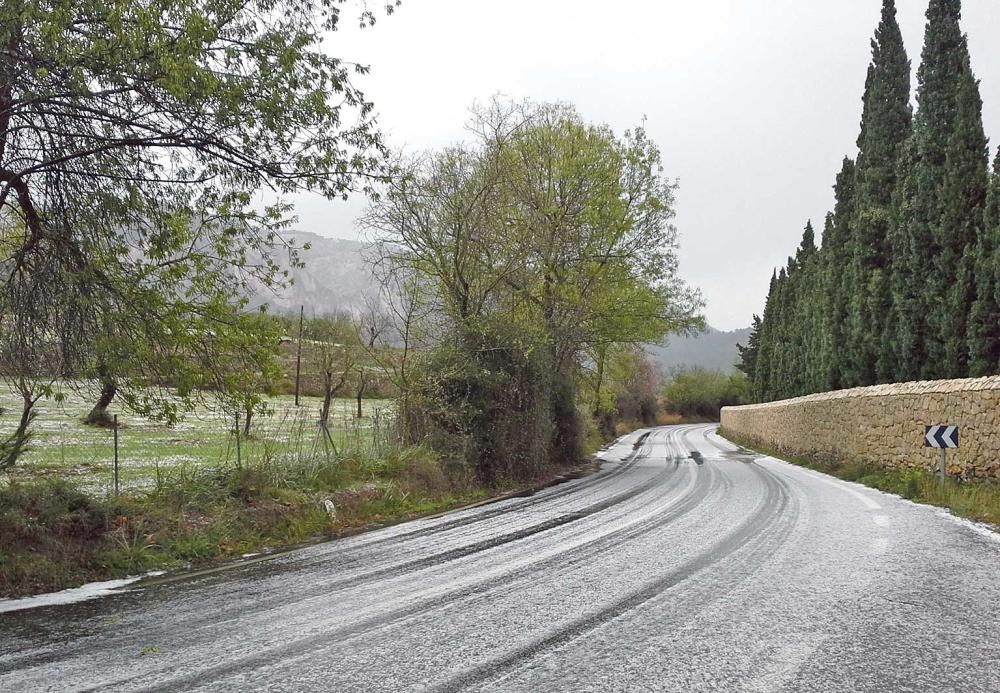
left=367, top=97, right=702, bottom=478
left=0, top=0, right=394, bottom=467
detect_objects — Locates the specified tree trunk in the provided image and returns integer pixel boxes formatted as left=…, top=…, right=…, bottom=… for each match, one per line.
left=84, top=379, right=117, bottom=427
left=243, top=404, right=254, bottom=437
left=592, top=347, right=606, bottom=418
left=0, top=388, right=36, bottom=472
left=320, top=370, right=333, bottom=425
left=356, top=376, right=367, bottom=418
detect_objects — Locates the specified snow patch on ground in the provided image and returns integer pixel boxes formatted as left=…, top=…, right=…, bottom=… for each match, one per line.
left=0, top=571, right=165, bottom=614
left=595, top=429, right=647, bottom=463
left=759, top=452, right=1000, bottom=542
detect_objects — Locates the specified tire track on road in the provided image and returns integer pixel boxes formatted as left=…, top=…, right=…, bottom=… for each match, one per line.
left=4, top=431, right=681, bottom=679
left=119, top=437, right=713, bottom=692
left=430, top=461, right=794, bottom=693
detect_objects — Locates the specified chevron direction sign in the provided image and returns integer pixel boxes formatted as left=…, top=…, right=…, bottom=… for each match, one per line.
left=925, top=425, right=959, bottom=449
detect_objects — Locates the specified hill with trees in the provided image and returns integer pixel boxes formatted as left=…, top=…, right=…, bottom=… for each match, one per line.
left=647, top=326, right=751, bottom=375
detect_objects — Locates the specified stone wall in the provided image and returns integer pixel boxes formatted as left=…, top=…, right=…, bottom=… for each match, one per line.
left=720, top=376, right=1000, bottom=479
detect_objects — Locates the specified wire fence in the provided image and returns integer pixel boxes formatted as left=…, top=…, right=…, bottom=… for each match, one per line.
left=0, top=390, right=397, bottom=495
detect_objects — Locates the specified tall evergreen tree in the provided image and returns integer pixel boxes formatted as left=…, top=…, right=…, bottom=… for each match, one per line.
left=886, top=138, right=926, bottom=382
left=846, top=0, right=912, bottom=385
left=752, top=272, right=779, bottom=402
left=736, top=314, right=762, bottom=381
left=781, top=224, right=815, bottom=397
left=941, top=67, right=990, bottom=375
left=747, top=0, right=997, bottom=399
left=967, top=147, right=1000, bottom=375
left=824, top=159, right=857, bottom=389
left=771, top=266, right=793, bottom=399
left=893, top=0, right=989, bottom=380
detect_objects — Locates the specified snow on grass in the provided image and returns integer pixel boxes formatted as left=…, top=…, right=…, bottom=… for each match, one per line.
left=0, top=384, right=393, bottom=491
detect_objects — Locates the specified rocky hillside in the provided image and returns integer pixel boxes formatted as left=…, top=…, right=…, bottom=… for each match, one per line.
left=250, top=231, right=379, bottom=316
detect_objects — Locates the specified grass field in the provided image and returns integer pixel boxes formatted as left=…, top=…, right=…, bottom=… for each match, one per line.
left=0, top=386, right=394, bottom=495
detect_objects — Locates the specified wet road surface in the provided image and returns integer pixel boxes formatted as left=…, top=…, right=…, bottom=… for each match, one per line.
left=2, top=424, right=1000, bottom=691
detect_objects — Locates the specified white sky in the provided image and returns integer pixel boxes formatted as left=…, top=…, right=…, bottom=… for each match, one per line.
left=291, top=0, right=1000, bottom=331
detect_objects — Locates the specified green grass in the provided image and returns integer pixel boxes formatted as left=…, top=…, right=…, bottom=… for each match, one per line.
left=1, top=440, right=492, bottom=598
left=0, top=385, right=504, bottom=599
left=0, top=385, right=393, bottom=494
left=719, top=428, right=1000, bottom=529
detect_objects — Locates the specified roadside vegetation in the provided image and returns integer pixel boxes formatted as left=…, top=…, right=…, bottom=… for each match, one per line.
left=365, top=97, right=703, bottom=485
left=1, top=1, right=705, bottom=598
left=1, top=436, right=489, bottom=598
left=719, top=430, right=1000, bottom=529
left=661, top=369, right=749, bottom=421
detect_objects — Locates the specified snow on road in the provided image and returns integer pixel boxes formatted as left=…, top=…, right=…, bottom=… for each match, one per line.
left=2, top=424, right=999, bottom=692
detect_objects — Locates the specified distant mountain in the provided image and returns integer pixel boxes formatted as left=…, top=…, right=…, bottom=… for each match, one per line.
left=250, top=230, right=379, bottom=316
left=251, top=233, right=752, bottom=374
left=646, top=325, right=752, bottom=375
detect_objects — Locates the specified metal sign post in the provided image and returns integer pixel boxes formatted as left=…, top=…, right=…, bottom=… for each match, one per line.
left=113, top=414, right=120, bottom=495
left=925, top=424, right=959, bottom=480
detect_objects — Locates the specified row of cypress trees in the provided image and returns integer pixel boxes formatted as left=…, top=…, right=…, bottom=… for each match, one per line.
left=738, top=0, right=1000, bottom=403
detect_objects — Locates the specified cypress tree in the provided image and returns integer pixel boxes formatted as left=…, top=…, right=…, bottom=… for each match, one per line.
left=824, top=159, right=856, bottom=389
left=847, top=0, right=912, bottom=385
left=736, top=314, right=762, bottom=381
left=895, top=0, right=989, bottom=379
left=780, top=225, right=810, bottom=398
left=773, top=264, right=795, bottom=399
left=967, top=147, right=1000, bottom=375
left=940, top=67, right=990, bottom=375
left=886, top=137, right=926, bottom=382
left=753, top=270, right=780, bottom=402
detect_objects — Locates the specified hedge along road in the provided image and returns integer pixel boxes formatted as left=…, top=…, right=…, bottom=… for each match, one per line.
left=2, top=425, right=999, bottom=692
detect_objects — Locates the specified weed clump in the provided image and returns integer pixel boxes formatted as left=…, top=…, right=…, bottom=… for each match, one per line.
left=1, top=439, right=489, bottom=598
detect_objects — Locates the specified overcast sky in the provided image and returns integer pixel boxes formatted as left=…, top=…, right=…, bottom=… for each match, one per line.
left=291, top=0, right=1000, bottom=331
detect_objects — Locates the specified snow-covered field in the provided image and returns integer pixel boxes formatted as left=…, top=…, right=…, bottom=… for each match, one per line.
left=0, top=386, right=392, bottom=494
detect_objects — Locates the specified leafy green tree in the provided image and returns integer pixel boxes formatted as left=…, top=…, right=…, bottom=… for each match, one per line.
left=367, top=98, right=701, bottom=480
left=663, top=368, right=748, bottom=420
left=0, top=0, right=393, bottom=462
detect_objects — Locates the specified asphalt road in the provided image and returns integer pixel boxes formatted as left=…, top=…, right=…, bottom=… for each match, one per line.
left=3, top=424, right=1000, bottom=692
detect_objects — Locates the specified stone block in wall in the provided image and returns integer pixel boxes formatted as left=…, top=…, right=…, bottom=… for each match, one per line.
left=720, top=376, right=1000, bottom=480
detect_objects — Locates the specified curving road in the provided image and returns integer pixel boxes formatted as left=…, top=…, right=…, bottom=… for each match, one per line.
left=2, top=424, right=1000, bottom=692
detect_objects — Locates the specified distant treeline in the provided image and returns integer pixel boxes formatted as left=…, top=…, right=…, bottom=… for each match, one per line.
left=738, top=0, right=1000, bottom=402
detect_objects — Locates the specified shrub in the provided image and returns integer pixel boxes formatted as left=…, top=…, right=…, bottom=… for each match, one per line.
left=662, top=369, right=750, bottom=420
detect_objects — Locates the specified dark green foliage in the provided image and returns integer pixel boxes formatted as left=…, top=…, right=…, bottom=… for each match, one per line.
left=967, top=149, right=1000, bottom=375
left=663, top=369, right=749, bottom=420
left=825, top=161, right=857, bottom=389
left=895, top=0, right=989, bottom=379
left=743, top=0, right=996, bottom=401
left=736, top=315, right=762, bottom=380
left=847, top=0, right=912, bottom=385
left=408, top=333, right=555, bottom=485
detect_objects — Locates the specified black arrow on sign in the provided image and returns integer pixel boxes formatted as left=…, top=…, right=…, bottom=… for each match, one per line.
left=924, top=425, right=959, bottom=449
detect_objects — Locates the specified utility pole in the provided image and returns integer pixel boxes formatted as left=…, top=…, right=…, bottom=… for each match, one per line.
left=294, top=305, right=304, bottom=406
